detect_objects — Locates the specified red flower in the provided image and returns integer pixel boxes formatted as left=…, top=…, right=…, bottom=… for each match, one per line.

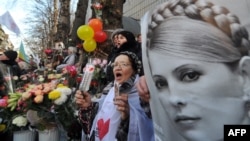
left=76, top=76, right=82, bottom=84
left=91, top=80, right=98, bottom=86
left=66, top=66, right=77, bottom=77
left=44, top=49, right=53, bottom=55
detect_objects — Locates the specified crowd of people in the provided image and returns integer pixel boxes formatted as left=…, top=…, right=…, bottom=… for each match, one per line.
left=1, top=0, right=250, bottom=141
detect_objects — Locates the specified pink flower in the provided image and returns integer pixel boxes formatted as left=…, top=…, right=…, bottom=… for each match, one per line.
left=34, top=95, right=44, bottom=103
left=92, top=2, right=103, bottom=10
left=102, top=59, right=107, bottom=65
left=99, top=63, right=104, bottom=68
left=0, top=99, right=8, bottom=107
left=4, top=76, right=11, bottom=81
left=92, top=59, right=97, bottom=65
left=66, top=65, right=77, bottom=77
left=96, top=58, right=101, bottom=64
left=34, top=89, right=43, bottom=96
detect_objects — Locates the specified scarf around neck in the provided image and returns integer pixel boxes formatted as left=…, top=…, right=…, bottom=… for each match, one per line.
left=91, top=75, right=139, bottom=141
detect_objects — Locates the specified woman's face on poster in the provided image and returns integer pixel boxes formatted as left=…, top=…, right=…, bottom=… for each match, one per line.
left=148, top=51, right=247, bottom=141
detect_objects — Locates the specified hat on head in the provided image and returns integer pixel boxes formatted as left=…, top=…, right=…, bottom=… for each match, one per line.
left=118, top=51, right=142, bottom=74
left=111, top=28, right=124, bottom=39
left=4, top=50, right=18, bottom=61
left=111, top=28, right=124, bottom=45
left=118, top=31, right=136, bottom=45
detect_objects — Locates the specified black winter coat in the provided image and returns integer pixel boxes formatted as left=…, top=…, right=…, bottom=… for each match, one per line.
left=105, top=42, right=141, bottom=83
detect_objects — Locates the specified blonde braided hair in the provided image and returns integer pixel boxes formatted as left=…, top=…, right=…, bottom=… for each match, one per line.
left=147, top=0, right=250, bottom=56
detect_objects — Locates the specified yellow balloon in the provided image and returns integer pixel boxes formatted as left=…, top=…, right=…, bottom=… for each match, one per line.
left=83, top=39, right=97, bottom=52
left=77, top=25, right=94, bottom=40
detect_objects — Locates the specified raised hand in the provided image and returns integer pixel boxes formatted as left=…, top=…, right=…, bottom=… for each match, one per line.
left=114, top=93, right=129, bottom=120
left=74, top=90, right=92, bottom=110
left=136, top=75, right=150, bottom=102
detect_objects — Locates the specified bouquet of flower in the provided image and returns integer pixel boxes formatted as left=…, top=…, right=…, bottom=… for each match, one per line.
left=61, top=65, right=81, bottom=88
left=88, top=58, right=107, bottom=94
left=0, top=66, right=78, bottom=134
left=0, top=64, right=31, bottom=133
left=0, top=94, right=30, bottom=133
left=0, top=61, right=82, bottom=139
left=20, top=81, right=73, bottom=130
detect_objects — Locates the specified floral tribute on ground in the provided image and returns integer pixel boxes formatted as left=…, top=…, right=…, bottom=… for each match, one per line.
left=0, top=66, right=81, bottom=140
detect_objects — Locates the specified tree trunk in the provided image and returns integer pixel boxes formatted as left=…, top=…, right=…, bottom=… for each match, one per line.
left=70, top=0, right=89, bottom=46
left=53, top=0, right=59, bottom=34
left=55, top=0, right=71, bottom=47
left=100, top=0, right=124, bottom=29
left=93, top=0, right=125, bottom=54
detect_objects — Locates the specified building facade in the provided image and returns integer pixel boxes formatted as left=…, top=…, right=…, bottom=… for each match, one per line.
left=123, top=0, right=167, bottom=20
left=0, top=25, right=14, bottom=53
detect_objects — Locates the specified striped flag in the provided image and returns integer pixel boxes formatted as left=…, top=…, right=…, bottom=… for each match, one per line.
left=18, top=41, right=29, bottom=63
left=0, top=11, right=21, bottom=36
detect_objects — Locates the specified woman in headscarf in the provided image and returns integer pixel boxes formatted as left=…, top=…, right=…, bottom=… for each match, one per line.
left=75, top=51, right=154, bottom=141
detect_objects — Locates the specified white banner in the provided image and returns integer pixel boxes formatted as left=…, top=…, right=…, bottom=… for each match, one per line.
left=0, top=11, right=21, bottom=35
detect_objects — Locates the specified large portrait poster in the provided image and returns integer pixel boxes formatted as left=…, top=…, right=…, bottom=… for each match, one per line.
left=141, top=0, right=250, bottom=141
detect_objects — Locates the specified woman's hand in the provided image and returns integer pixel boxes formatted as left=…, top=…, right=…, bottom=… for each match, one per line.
left=74, top=90, right=92, bottom=109
left=114, top=93, right=129, bottom=120
left=136, top=75, right=150, bottom=102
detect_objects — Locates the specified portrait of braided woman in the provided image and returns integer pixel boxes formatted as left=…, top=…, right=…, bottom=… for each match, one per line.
left=139, top=0, right=250, bottom=141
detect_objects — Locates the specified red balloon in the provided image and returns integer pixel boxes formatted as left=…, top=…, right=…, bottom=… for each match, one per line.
left=94, top=31, right=107, bottom=43
left=88, top=18, right=103, bottom=32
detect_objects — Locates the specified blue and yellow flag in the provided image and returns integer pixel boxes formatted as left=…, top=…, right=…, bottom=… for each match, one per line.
left=18, top=41, right=29, bottom=63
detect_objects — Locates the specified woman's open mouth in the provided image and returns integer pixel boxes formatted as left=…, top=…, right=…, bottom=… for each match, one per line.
left=115, top=72, right=122, bottom=80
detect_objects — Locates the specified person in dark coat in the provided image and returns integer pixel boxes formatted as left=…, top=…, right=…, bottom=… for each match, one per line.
left=0, top=50, right=21, bottom=77
left=106, top=30, right=140, bottom=83
left=0, top=69, right=7, bottom=98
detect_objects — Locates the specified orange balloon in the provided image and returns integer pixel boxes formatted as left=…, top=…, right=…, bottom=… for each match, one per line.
left=88, top=18, right=103, bottom=32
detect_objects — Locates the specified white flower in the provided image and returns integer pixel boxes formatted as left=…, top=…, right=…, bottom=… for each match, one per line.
left=57, top=87, right=72, bottom=96
left=13, top=76, right=19, bottom=80
left=38, top=77, right=45, bottom=82
left=54, top=93, right=67, bottom=105
left=12, top=116, right=28, bottom=127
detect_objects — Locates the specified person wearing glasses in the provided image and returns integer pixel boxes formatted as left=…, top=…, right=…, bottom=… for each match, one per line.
left=139, top=0, right=250, bottom=141
left=75, top=51, right=154, bottom=141
left=102, top=30, right=142, bottom=104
